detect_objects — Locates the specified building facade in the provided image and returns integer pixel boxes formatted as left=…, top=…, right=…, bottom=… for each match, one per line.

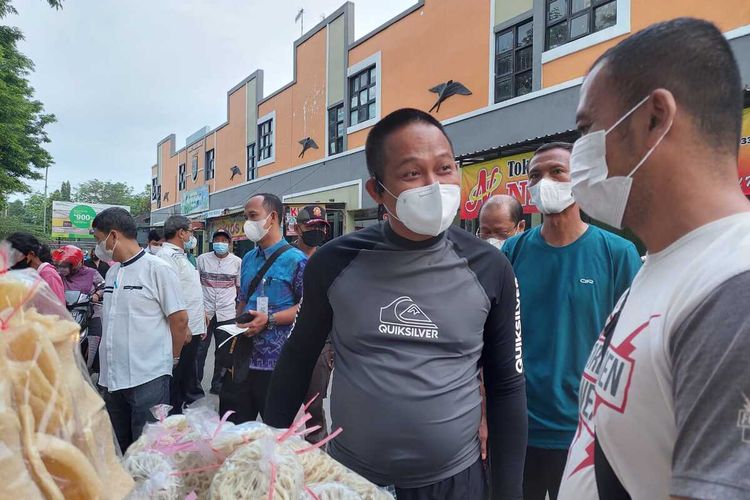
left=148, top=0, right=750, bottom=252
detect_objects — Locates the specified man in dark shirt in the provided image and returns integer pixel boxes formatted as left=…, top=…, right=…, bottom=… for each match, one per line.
left=266, top=108, right=527, bottom=499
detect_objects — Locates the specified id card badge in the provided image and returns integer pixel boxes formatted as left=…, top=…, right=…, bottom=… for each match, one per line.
left=256, top=296, right=269, bottom=314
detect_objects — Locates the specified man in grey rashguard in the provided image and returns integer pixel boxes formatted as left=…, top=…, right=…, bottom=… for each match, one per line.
left=266, top=108, right=527, bottom=499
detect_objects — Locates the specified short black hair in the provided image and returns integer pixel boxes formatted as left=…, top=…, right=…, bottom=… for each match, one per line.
left=91, top=207, right=137, bottom=239
left=163, top=215, right=191, bottom=240
left=37, top=244, right=53, bottom=264
left=6, top=232, right=42, bottom=258
left=148, top=229, right=162, bottom=243
left=593, top=17, right=743, bottom=155
left=365, top=108, right=454, bottom=184
left=252, top=193, right=284, bottom=225
left=533, top=142, right=573, bottom=157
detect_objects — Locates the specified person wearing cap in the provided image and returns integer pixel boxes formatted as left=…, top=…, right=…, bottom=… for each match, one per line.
left=196, top=228, right=242, bottom=395
left=52, top=244, right=105, bottom=371
left=293, top=205, right=330, bottom=257
left=293, top=205, right=333, bottom=444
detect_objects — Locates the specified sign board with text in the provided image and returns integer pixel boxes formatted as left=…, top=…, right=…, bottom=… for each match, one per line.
left=181, top=185, right=209, bottom=215
left=460, top=151, right=538, bottom=220
left=51, top=201, right=130, bottom=239
left=739, top=107, right=750, bottom=195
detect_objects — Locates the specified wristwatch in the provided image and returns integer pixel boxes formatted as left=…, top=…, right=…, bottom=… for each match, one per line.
left=266, top=313, right=277, bottom=330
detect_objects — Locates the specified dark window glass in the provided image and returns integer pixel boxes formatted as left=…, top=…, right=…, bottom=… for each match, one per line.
left=328, top=104, right=345, bottom=155
left=594, top=1, right=617, bottom=31
left=570, top=13, right=590, bottom=39
left=204, top=149, right=215, bottom=181
left=545, top=0, right=618, bottom=50
left=495, top=19, right=534, bottom=103
left=349, top=66, right=377, bottom=126
left=258, top=120, right=273, bottom=161
left=247, top=144, right=256, bottom=181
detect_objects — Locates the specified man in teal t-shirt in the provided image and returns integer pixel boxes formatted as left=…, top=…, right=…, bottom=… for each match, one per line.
left=503, top=142, right=641, bottom=500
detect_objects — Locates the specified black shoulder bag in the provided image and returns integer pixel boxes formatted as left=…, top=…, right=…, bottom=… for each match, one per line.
left=216, top=244, right=292, bottom=383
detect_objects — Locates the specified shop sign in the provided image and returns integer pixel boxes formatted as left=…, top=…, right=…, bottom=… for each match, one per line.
left=285, top=205, right=304, bottom=237
left=51, top=201, right=130, bottom=239
left=208, top=212, right=247, bottom=241
left=739, top=108, right=750, bottom=196
left=460, top=151, right=538, bottom=220
left=181, top=185, right=209, bottom=215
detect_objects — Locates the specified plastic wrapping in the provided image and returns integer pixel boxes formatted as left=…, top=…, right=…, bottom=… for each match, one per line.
left=0, top=242, right=134, bottom=499
left=302, top=482, right=361, bottom=500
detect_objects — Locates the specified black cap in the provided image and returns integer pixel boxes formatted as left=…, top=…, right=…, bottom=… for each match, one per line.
left=212, top=229, right=232, bottom=241
left=296, top=205, right=329, bottom=226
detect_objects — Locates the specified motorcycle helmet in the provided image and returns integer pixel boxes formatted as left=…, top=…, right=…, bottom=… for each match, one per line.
left=52, top=245, right=85, bottom=275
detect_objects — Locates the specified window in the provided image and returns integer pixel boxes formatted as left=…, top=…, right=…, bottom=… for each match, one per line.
left=191, top=155, right=199, bottom=181
left=151, top=178, right=158, bottom=201
left=258, top=119, right=273, bottom=162
left=178, top=164, right=186, bottom=190
left=545, top=0, right=617, bottom=50
left=348, top=66, right=377, bottom=127
left=205, top=149, right=215, bottom=180
left=247, top=144, right=257, bottom=181
left=156, top=185, right=162, bottom=209
left=328, top=104, right=344, bottom=155
left=495, top=19, right=533, bottom=103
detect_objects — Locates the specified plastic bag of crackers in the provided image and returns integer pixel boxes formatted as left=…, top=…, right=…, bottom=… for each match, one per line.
left=0, top=242, right=134, bottom=499
left=123, top=398, right=394, bottom=500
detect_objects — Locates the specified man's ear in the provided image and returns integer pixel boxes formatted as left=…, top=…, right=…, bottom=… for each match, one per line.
left=518, top=220, right=527, bottom=232
left=365, top=177, right=385, bottom=205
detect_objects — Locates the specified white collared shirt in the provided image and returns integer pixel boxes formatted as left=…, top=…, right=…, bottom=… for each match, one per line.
left=100, top=250, right=185, bottom=391
left=196, top=251, right=242, bottom=322
left=158, top=242, right=206, bottom=335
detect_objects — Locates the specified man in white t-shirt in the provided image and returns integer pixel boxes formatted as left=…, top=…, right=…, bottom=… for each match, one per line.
left=158, top=216, right=206, bottom=413
left=196, top=229, right=242, bottom=395
left=559, top=18, right=750, bottom=499
left=93, top=208, right=188, bottom=452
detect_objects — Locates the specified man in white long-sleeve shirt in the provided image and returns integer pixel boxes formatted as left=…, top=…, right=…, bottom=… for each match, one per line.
left=158, top=215, right=206, bottom=413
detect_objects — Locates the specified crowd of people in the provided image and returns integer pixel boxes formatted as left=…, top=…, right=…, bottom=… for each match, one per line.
left=3, top=17, right=749, bottom=499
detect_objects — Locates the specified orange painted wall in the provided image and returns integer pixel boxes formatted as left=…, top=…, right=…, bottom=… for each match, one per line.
left=257, top=28, right=328, bottom=177
left=347, top=0, right=491, bottom=148
left=542, top=0, right=750, bottom=87
left=159, top=138, right=179, bottom=209
left=215, top=86, right=248, bottom=192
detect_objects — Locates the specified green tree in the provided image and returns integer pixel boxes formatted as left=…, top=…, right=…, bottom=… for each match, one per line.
left=0, top=0, right=63, bottom=205
left=74, top=179, right=135, bottom=206
left=60, top=180, right=70, bottom=201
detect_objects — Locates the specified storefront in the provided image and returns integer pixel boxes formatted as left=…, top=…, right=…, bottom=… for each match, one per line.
left=182, top=185, right=210, bottom=254
left=206, top=209, right=253, bottom=258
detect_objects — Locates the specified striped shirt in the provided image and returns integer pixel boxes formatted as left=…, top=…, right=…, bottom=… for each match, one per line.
left=196, top=251, right=242, bottom=322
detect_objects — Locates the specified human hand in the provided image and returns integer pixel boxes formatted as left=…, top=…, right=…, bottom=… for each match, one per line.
left=479, top=414, right=488, bottom=461
left=239, top=311, right=268, bottom=337
left=201, top=332, right=208, bottom=341
left=185, top=328, right=193, bottom=344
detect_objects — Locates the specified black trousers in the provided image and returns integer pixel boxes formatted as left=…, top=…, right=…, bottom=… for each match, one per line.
left=170, top=336, right=201, bottom=414
left=219, top=369, right=273, bottom=424
left=522, top=447, right=568, bottom=500
left=303, top=344, right=333, bottom=443
left=394, top=459, right=487, bottom=500
left=196, top=316, right=227, bottom=392
left=104, top=375, right=170, bottom=453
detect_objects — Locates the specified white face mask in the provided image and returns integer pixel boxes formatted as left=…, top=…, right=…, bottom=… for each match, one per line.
left=244, top=215, right=271, bottom=243
left=380, top=182, right=460, bottom=237
left=183, top=235, right=197, bottom=251
left=570, top=95, right=672, bottom=229
left=528, top=178, right=575, bottom=215
left=95, top=232, right=116, bottom=262
left=486, top=237, right=504, bottom=250
left=148, top=245, right=161, bottom=255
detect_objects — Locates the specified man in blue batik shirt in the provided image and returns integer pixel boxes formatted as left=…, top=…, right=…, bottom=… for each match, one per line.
left=219, top=193, right=306, bottom=424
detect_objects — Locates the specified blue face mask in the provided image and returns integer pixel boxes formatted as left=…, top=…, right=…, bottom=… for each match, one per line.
left=213, top=242, right=229, bottom=255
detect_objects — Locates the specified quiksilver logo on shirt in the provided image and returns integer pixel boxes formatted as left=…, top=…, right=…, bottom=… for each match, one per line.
left=378, top=296, right=439, bottom=339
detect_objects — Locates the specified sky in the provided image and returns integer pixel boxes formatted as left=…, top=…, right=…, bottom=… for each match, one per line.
left=11, top=0, right=415, bottom=199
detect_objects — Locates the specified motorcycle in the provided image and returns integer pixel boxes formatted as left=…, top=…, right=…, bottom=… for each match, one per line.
left=64, top=289, right=93, bottom=362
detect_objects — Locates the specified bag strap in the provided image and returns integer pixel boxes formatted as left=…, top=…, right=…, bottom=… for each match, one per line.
left=246, top=244, right=292, bottom=298
left=599, top=289, right=630, bottom=364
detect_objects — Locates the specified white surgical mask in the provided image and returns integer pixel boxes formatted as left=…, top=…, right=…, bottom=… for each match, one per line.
left=380, top=182, right=460, bottom=237
left=183, top=235, right=197, bottom=251
left=95, top=232, right=116, bottom=262
left=570, top=95, right=672, bottom=229
left=486, top=237, right=504, bottom=250
left=529, top=178, right=575, bottom=215
left=244, top=215, right=271, bottom=242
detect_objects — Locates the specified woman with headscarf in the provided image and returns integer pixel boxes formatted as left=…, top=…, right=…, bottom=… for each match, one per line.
left=7, top=232, right=65, bottom=303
